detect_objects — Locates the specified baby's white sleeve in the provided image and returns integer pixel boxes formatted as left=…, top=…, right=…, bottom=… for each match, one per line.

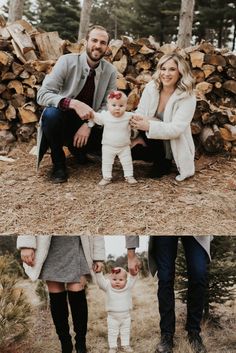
left=93, top=112, right=105, bottom=126
left=127, top=274, right=138, bottom=289
left=95, top=272, right=109, bottom=291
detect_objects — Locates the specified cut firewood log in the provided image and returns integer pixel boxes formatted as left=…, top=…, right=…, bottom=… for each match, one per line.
left=18, top=106, right=38, bottom=123
left=19, top=70, right=30, bottom=79
left=109, top=39, right=123, bottom=60
left=2, top=71, right=16, bottom=80
left=189, top=51, right=205, bottom=68
left=65, top=39, right=86, bottom=54
left=196, top=81, right=213, bottom=95
left=112, top=54, right=128, bottom=74
left=192, top=68, right=205, bottom=83
left=0, top=50, right=14, bottom=65
left=136, top=60, right=152, bottom=71
left=0, top=83, right=7, bottom=95
left=222, top=124, right=236, bottom=140
left=191, top=120, right=203, bottom=135
left=200, top=125, right=224, bottom=153
left=6, top=22, right=35, bottom=54
left=222, top=80, right=236, bottom=94
left=204, top=54, right=226, bottom=67
left=30, top=59, right=55, bottom=73
left=23, top=86, right=36, bottom=99
left=10, top=93, right=26, bottom=108
left=23, top=75, right=37, bottom=88
left=5, top=104, right=16, bottom=120
left=0, top=98, right=6, bottom=110
left=116, top=73, right=128, bottom=90
left=0, top=119, right=10, bottom=130
left=7, top=80, right=23, bottom=94
left=127, top=87, right=140, bottom=111
left=34, top=32, right=65, bottom=60
left=12, top=61, right=24, bottom=75
left=202, top=64, right=215, bottom=78
left=16, top=123, right=35, bottom=142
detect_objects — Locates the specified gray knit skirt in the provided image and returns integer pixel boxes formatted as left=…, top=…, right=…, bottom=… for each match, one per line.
left=39, top=236, right=90, bottom=282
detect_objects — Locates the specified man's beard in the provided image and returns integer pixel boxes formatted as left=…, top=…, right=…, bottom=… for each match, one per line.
left=86, top=47, right=105, bottom=62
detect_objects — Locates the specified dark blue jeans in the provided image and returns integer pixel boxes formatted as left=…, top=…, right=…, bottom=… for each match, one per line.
left=41, top=107, right=102, bottom=167
left=152, top=236, right=208, bottom=336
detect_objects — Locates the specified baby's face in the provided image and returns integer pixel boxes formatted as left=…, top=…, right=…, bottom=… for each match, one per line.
left=110, top=272, right=127, bottom=289
left=108, top=97, right=127, bottom=117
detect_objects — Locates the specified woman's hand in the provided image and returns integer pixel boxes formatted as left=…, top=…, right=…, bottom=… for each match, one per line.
left=21, top=248, right=35, bottom=267
left=93, top=261, right=104, bottom=273
left=130, top=114, right=150, bottom=132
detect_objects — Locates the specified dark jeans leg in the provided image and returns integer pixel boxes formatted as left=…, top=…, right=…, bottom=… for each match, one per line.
left=42, top=107, right=83, bottom=166
left=131, top=131, right=166, bottom=163
left=153, top=236, right=179, bottom=336
left=181, top=237, right=208, bottom=333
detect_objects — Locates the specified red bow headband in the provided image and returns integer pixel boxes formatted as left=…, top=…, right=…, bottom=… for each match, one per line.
left=108, top=91, right=122, bottom=100
left=111, top=268, right=121, bottom=274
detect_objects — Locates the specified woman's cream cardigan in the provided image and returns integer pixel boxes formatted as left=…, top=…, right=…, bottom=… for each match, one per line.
left=17, top=235, right=105, bottom=282
left=136, top=80, right=197, bottom=180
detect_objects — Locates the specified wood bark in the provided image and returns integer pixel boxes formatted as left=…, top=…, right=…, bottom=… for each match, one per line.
left=177, top=0, right=195, bottom=48
left=78, top=0, right=93, bottom=41
left=8, top=0, right=25, bottom=24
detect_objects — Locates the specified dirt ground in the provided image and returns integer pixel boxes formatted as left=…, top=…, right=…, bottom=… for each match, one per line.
left=0, top=142, right=236, bottom=235
left=2, top=277, right=236, bottom=353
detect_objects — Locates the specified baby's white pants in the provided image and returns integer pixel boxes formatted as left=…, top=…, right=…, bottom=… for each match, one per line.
left=107, top=311, right=131, bottom=348
left=102, top=144, right=133, bottom=179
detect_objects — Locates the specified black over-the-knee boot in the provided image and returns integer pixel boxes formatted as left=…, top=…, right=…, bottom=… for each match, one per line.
left=49, top=291, right=73, bottom=353
left=68, top=290, right=88, bottom=353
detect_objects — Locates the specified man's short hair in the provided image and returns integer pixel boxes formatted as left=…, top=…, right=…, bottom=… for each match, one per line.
left=86, top=25, right=111, bottom=44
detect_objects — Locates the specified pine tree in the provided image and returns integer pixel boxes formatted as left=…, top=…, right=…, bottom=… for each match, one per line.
left=25, top=0, right=81, bottom=42
left=175, top=237, right=236, bottom=318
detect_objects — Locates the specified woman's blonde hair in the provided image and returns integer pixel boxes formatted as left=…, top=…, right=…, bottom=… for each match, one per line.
left=153, top=53, right=195, bottom=94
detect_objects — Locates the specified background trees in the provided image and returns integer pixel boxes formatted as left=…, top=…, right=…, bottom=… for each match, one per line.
left=3, top=0, right=236, bottom=49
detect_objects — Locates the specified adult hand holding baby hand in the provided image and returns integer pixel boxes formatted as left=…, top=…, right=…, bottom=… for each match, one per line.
left=130, top=114, right=150, bottom=132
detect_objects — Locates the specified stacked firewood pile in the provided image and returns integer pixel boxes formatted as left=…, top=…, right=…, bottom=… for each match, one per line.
left=0, top=17, right=236, bottom=155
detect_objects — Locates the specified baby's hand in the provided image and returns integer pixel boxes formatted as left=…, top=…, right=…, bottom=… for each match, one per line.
left=93, top=261, right=103, bottom=273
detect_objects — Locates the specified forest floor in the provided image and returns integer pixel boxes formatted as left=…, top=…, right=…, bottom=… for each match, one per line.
left=0, top=141, right=236, bottom=235
left=2, top=276, right=236, bottom=353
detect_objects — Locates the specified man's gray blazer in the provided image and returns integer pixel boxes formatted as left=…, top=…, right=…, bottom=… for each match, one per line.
left=36, top=51, right=117, bottom=167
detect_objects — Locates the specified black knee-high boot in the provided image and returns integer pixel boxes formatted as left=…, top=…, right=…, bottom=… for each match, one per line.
left=68, top=290, right=88, bottom=353
left=49, top=291, right=73, bottom=353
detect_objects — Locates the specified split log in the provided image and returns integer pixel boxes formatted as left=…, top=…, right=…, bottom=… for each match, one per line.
left=34, top=32, right=65, bottom=60
left=200, top=125, right=224, bottom=153
left=5, top=104, right=16, bottom=120
left=18, top=105, right=38, bottom=123
left=7, top=80, right=23, bottom=94
left=0, top=50, right=14, bottom=65
left=222, top=80, right=236, bottom=94
left=6, top=22, right=35, bottom=54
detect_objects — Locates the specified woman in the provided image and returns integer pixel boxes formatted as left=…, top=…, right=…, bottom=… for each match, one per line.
left=17, top=235, right=105, bottom=353
left=131, top=53, right=196, bottom=181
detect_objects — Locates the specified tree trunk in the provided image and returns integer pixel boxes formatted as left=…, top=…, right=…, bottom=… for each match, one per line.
left=8, top=0, right=25, bottom=24
left=177, top=0, right=195, bottom=48
left=78, top=0, right=93, bottom=41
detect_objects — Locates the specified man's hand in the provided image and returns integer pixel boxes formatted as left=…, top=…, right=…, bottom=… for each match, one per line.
left=127, top=249, right=141, bottom=275
left=21, top=248, right=35, bottom=267
left=69, top=99, right=94, bottom=120
left=93, top=261, right=104, bottom=273
left=73, top=124, right=91, bottom=148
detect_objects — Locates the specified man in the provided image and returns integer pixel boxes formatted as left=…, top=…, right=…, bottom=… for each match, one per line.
left=126, top=236, right=212, bottom=353
left=37, top=25, right=117, bottom=183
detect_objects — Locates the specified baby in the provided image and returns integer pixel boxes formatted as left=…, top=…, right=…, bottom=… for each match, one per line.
left=92, top=90, right=137, bottom=186
left=95, top=266, right=137, bottom=353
